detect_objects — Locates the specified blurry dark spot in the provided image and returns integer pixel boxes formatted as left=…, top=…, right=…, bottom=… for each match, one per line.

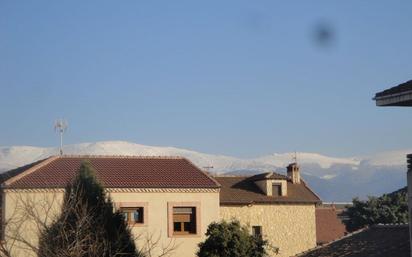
left=244, top=10, right=271, bottom=33
left=312, top=21, right=336, bottom=48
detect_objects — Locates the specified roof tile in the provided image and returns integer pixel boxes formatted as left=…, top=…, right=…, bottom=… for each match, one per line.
left=316, top=208, right=347, bottom=244
left=298, top=224, right=409, bottom=257
left=4, top=156, right=220, bottom=189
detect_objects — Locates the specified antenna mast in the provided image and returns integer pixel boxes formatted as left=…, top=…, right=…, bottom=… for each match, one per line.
left=293, top=151, right=298, bottom=164
left=54, top=119, right=68, bottom=155
left=203, top=166, right=214, bottom=174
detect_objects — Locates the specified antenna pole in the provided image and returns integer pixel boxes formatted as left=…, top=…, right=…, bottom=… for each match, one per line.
left=293, top=151, right=298, bottom=164
left=203, top=166, right=214, bottom=173
left=54, top=119, right=68, bottom=155
left=60, top=129, right=63, bottom=155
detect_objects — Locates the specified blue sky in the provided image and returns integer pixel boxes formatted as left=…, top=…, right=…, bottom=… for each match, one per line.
left=1, top=1, right=412, bottom=158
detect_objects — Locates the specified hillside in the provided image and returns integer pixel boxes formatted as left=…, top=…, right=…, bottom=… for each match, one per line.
left=0, top=141, right=409, bottom=201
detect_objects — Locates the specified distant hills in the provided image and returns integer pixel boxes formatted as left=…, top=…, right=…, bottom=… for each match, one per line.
left=0, top=141, right=409, bottom=202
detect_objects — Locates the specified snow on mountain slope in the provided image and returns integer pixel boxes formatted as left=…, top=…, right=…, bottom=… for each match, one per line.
left=0, top=141, right=409, bottom=201
left=360, top=150, right=412, bottom=166
left=0, top=141, right=250, bottom=174
left=255, top=152, right=359, bottom=169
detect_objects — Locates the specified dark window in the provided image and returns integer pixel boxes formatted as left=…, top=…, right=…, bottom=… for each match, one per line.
left=252, top=226, right=262, bottom=237
left=272, top=184, right=281, bottom=196
left=173, top=207, right=196, bottom=235
left=409, top=207, right=412, bottom=238
left=120, top=207, right=144, bottom=224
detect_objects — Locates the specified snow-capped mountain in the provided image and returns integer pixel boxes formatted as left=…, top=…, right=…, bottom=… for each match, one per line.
left=0, top=141, right=409, bottom=202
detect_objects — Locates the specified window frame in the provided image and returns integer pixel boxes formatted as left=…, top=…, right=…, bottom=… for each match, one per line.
left=115, top=202, right=148, bottom=227
left=168, top=202, right=201, bottom=238
left=272, top=183, right=282, bottom=197
left=252, top=225, right=263, bottom=237
left=120, top=207, right=144, bottom=224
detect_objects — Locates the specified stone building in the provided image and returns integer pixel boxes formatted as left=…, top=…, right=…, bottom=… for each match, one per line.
left=215, top=163, right=321, bottom=257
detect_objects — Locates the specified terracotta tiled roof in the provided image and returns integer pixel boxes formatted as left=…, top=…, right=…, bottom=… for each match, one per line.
left=297, top=224, right=410, bottom=257
left=316, top=208, right=347, bottom=244
left=215, top=176, right=320, bottom=204
left=3, top=156, right=220, bottom=189
left=0, top=159, right=46, bottom=184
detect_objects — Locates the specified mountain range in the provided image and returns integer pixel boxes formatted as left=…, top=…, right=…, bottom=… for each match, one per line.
left=0, top=141, right=409, bottom=202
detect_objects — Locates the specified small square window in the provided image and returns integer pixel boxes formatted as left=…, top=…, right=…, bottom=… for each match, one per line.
left=272, top=184, right=281, bottom=197
left=252, top=226, right=262, bottom=237
left=172, top=207, right=196, bottom=235
left=120, top=207, right=144, bottom=225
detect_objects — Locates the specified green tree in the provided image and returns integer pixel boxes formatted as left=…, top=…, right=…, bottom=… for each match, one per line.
left=197, top=220, right=273, bottom=257
left=37, top=161, right=143, bottom=257
left=343, top=187, right=408, bottom=232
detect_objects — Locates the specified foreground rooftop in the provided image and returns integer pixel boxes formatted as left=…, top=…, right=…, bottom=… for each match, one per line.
left=374, top=80, right=412, bottom=106
left=298, top=224, right=409, bottom=257
left=2, top=155, right=220, bottom=189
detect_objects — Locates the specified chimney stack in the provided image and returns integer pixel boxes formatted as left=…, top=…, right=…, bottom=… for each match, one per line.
left=287, top=162, right=301, bottom=184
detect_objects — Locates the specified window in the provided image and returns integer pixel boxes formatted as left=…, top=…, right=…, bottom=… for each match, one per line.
left=272, top=183, right=281, bottom=197
left=173, top=207, right=196, bottom=235
left=120, top=207, right=144, bottom=225
left=408, top=207, right=412, bottom=238
left=252, top=226, right=262, bottom=237
left=168, top=202, right=200, bottom=237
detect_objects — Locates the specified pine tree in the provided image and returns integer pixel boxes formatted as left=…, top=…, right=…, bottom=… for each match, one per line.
left=38, top=161, right=143, bottom=257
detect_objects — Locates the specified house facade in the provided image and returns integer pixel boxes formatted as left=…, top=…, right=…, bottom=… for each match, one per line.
left=215, top=163, right=321, bottom=257
left=1, top=156, right=220, bottom=257
left=1, top=156, right=320, bottom=257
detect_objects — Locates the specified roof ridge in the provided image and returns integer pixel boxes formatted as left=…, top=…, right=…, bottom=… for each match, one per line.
left=372, top=223, right=409, bottom=228
left=59, top=155, right=186, bottom=159
left=2, top=156, right=60, bottom=186
left=213, top=175, right=251, bottom=178
left=214, top=172, right=287, bottom=179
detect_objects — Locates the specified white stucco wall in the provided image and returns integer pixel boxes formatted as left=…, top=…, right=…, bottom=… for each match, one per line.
left=3, top=189, right=220, bottom=257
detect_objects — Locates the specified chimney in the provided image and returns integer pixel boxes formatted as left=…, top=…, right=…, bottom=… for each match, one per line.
left=287, top=162, right=301, bottom=184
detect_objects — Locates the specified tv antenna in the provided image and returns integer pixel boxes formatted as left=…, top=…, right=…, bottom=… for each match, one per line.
left=203, top=166, right=214, bottom=173
left=292, top=151, right=298, bottom=164
left=54, top=119, right=68, bottom=155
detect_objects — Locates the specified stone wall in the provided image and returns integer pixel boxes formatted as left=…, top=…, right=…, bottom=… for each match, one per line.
left=220, top=204, right=316, bottom=257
